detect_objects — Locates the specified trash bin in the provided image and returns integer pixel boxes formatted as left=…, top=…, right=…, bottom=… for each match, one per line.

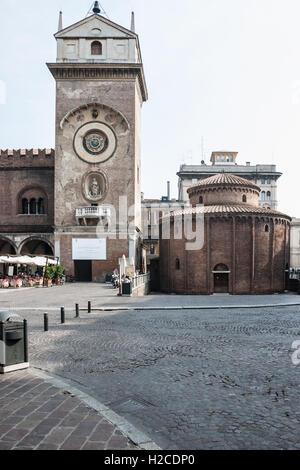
left=122, top=281, right=132, bottom=296
left=0, top=312, right=29, bottom=374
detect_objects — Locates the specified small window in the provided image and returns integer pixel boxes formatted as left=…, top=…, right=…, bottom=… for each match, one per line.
left=175, top=258, right=180, bottom=270
left=267, top=191, right=271, bottom=201
left=242, top=195, right=247, bottom=203
left=265, top=225, right=269, bottom=233
left=22, top=198, right=29, bottom=215
left=199, top=196, right=203, bottom=204
left=30, top=198, right=37, bottom=215
left=261, top=191, right=266, bottom=201
left=38, top=198, right=45, bottom=215
left=91, top=41, right=102, bottom=55
left=150, top=244, right=155, bottom=255
left=261, top=179, right=266, bottom=185
left=267, top=178, right=271, bottom=185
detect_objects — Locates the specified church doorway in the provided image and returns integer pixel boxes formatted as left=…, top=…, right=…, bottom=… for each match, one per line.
left=213, top=264, right=230, bottom=294
left=74, top=260, right=92, bottom=282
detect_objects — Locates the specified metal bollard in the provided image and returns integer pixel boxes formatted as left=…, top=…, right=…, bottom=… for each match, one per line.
left=75, top=304, right=79, bottom=318
left=61, top=307, right=65, bottom=324
left=44, top=314, right=49, bottom=332
left=88, top=301, right=91, bottom=313
left=24, top=320, right=28, bottom=363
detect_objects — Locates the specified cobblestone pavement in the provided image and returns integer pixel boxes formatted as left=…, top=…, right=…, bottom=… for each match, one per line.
left=6, top=300, right=300, bottom=450
left=0, top=370, right=137, bottom=450
left=2, top=286, right=300, bottom=449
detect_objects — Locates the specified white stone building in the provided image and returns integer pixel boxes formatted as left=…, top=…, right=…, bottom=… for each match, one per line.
left=178, top=151, right=281, bottom=211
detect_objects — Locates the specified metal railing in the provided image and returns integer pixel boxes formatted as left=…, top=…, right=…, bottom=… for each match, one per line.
left=76, top=207, right=111, bottom=217
left=132, top=273, right=150, bottom=291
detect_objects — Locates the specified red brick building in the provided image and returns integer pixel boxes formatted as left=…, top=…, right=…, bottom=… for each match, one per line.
left=0, top=149, right=55, bottom=261
left=159, top=174, right=291, bottom=295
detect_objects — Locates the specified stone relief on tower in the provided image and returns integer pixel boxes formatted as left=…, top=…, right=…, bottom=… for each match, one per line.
left=82, top=170, right=108, bottom=202
left=60, top=103, right=130, bottom=165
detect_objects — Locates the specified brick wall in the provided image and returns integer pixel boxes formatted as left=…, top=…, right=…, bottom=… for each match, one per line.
left=0, top=150, right=54, bottom=233
left=160, top=214, right=290, bottom=295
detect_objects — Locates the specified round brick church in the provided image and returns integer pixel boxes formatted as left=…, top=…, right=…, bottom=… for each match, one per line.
left=160, top=174, right=291, bottom=295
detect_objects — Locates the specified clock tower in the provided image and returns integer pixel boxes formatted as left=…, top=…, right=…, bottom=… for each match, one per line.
left=47, top=5, right=148, bottom=281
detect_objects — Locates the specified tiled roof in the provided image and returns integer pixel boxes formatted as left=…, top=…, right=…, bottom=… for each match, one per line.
left=166, top=204, right=291, bottom=220
left=187, top=174, right=260, bottom=192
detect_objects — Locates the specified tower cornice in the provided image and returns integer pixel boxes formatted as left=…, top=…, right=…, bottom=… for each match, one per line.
left=46, top=62, right=148, bottom=102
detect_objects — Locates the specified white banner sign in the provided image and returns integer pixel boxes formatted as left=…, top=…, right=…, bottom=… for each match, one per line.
left=72, top=238, right=107, bottom=261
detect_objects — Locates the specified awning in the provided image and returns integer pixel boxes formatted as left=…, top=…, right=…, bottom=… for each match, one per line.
left=0, top=256, right=58, bottom=267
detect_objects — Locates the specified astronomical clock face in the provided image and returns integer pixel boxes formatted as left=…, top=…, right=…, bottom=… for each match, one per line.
left=73, top=122, right=117, bottom=164
left=83, top=131, right=108, bottom=156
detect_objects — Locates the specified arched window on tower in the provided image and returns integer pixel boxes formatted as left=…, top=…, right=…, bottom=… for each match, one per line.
left=261, top=191, right=266, bottom=201
left=91, top=41, right=102, bottom=55
left=175, top=258, right=180, bottom=270
left=242, top=195, right=247, bottom=203
left=199, top=196, right=203, bottom=204
left=265, top=225, right=269, bottom=233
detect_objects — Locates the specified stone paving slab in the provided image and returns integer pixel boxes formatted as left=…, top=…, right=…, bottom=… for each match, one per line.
left=1, top=283, right=300, bottom=314
left=0, top=369, right=138, bottom=451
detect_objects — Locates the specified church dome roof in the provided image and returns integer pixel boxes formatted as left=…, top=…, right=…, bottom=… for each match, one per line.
left=187, top=174, right=260, bottom=194
left=171, top=204, right=290, bottom=219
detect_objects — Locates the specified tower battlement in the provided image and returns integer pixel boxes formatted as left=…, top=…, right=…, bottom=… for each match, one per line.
left=0, top=149, right=54, bottom=168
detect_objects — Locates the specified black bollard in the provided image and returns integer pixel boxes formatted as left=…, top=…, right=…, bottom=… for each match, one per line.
left=44, top=314, right=49, bottom=332
left=24, top=320, right=28, bottom=363
left=75, top=304, right=79, bottom=318
left=88, top=301, right=91, bottom=313
left=61, top=307, right=65, bottom=324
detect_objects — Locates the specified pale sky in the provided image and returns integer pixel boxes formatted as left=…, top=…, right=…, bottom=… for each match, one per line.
left=1, top=0, right=300, bottom=216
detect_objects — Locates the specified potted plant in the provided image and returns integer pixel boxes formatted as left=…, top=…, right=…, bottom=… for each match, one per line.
left=10, top=278, right=17, bottom=288
left=54, top=266, right=64, bottom=285
left=44, top=266, right=54, bottom=287
left=2, top=279, right=9, bottom=288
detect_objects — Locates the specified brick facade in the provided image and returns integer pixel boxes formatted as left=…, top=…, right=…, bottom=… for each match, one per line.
left=160, top=174, right=291, bottom=295
left=0, top=149, right=55, bottom=256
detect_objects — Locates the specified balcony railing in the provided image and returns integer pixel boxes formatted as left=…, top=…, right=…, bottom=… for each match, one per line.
left=76, top=207, right=111, bottom=218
